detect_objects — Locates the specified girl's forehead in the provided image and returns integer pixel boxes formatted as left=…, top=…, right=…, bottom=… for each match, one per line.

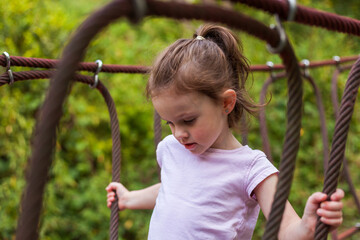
left=153, top=90, right=201, bottom=107
left=152, top=91, right=208, bottom=118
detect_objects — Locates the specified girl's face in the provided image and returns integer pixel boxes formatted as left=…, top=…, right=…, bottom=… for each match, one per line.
left=152, top=89, right=237, bottom=155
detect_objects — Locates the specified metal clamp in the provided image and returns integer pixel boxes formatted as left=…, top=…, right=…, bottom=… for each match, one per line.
left=266, top=15, right=287, bottom=54
left=90, top=59, right=102, bottom=89
left=287, top=0, right=297, bottom=21
left=2, top=52, right=14, bottom=85
left=333, top=55, right=341, bottom=70
left=301, top=59, right=310, bottom=77
left=266, top=61, right=276, bottom=79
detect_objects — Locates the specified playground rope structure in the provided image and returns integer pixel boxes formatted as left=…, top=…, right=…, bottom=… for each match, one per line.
left=1, top=0, right=360, bottom=239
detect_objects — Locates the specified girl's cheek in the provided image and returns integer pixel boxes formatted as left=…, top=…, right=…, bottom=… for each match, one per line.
left=193, top=129, right=207, bottom=141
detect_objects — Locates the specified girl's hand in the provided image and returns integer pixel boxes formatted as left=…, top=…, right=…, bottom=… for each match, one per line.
left=302, top=188, right=344, bottom=234
left=105, top=182, right=130, bottom=210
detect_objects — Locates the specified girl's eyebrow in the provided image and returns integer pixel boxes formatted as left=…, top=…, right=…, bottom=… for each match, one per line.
left=176, top=112, right=197, bottom=119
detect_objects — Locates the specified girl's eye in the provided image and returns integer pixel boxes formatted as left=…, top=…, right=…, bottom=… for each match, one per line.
left=166, top=121, right=173, bottom=125
left=184, top=118, right=196, bottom=124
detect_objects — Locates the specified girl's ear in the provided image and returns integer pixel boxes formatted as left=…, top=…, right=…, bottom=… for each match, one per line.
left=222, top=89, right=236, bottom=115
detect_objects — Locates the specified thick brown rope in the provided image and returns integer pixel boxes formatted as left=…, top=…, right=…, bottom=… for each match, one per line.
left=233, top=0, right=360, bottom=36
left=259, top=74, right=281, bottom=162
left=1, top=54, right=357, bottom=73
left=0, top=55, right=147, bottom=73
left=314, top=57, right=360, bottom=239
left=303, top=74, right=329, bottom=171
left=330, top=65, right=360, bottom=214
left=3, top=69, right=122, bottom=240
left=154, top=110, right=162, bottom=182
left=13, top=0, right=300, bottom=238
left=97, top=82, right=121, bottom=240
left=262, top=40, right=303, bottom=240
left=153, top=111, right=162, bottom=149
left=14, top=1, right=283, bottom=239
left=338, top=225, right=360, bottom=240
left=15, top=0, right=132, bottom=239
left=11, top=0, right=359, bottom=239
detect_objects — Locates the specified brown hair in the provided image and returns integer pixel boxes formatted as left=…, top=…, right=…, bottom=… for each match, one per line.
left=146, top=24, right=260, bottom=129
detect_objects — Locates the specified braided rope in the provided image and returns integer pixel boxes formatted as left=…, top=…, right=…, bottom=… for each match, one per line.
left=153, top=110, right=162, bottom=181
left=234, top=0, right=360, bottom=36
left=259, top=71, right=330, bottom=182
left=337, top=225, right=360, bottom=239
left=10, top=0, right=359, bottom=239
left=330, top=64, right=360, bottom=214
left=1, top=54, right=358, bottom=74
left=14, top=1, right=284, bottom=238
left=0, top=55, right=148, bottom=73
left=258, top=74, right=281, bottom=162
left=3, top=69, right=122, bottom=239
left=153, top=110, right=162, bottom=150
left=303, top=75, right=329, bottom=171
left=262, top=38, right=303, bottom=239
left=97, top=82, right=121, bottom=239
left=4, top=70, right=122, bottom=239
left=13, top=0, right=300, bottom=238
left=314, top=57, right=360, bottom=239
left=15, top=0, right=132, bottom=239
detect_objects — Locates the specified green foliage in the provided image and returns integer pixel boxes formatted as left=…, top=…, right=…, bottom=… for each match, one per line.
left=0, top=0, right=359, bottom=239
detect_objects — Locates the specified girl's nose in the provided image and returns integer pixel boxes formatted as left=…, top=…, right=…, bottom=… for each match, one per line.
left=174, top=126, right=188, bottom=140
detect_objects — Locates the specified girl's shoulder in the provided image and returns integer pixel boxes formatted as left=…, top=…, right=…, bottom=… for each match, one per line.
left=156, top=135, right=181, bottom=153
left=159, top=135, right=177, bottom=147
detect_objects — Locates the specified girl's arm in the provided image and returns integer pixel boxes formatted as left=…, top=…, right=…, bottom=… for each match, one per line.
left=106, top=182, right=161, bottom=210
left=254, top=174, right=344, bottom=240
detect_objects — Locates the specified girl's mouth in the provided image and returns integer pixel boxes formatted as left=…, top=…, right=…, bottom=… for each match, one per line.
left=184, top=143, right=196, bottom=150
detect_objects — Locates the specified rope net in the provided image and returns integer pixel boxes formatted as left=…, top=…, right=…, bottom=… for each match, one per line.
left=1, top=0, right=359, bottom=239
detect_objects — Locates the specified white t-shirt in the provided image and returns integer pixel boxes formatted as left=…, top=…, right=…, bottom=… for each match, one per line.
left=148, top=135, right=278, bottom=240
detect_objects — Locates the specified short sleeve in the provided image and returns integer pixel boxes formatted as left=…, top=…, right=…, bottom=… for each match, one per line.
left=156, top=141, right=164, bottom=168
left=246, top=153, right=278, bottom=200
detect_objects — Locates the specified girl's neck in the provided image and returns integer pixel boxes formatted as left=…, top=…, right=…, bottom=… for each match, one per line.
left=212, top=128, right=242, bottom=150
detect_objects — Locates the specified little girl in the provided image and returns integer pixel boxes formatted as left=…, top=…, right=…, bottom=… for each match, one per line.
left=106, top=24, right=344, bottom=239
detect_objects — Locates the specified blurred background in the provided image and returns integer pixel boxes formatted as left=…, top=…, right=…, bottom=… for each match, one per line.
left=0, top=0, right=359, bottom=239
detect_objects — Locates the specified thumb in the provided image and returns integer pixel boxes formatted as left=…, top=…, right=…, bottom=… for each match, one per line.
left=303, top=192, right=327, bottom=217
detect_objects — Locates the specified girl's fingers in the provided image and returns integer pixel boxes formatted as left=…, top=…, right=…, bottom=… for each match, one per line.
left=316, top=189, right=344, bottom=228
left=330, top=188, right=345, bottom=201
left=320, top=201, right=343, bottom=211
left=105, top=182, right=120, bottom=192
left=320, top=216, right=343, bottom=226
left=107, top=192, right=115, bottom=198
left=317, top=208, right=342, bottom=219
left=105, top=186, right=115, bottom=193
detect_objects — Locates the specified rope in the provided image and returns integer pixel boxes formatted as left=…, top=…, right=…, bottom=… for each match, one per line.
left=0, top=54, right=358, bottom=74
left=233, top=0, right=360, bottom=36
left=154, top=110, right=162, bottom=182
left=338, top=225, right=360, bottom=240
left=314, top=57, right=360, bottom=239
left=0, top=55, right=147, bottom=73
left=262, top=37, right=303, bottom=240
left=2, top=70, right=122, bottom=240
left=7, top=0, right=359, bottom=239
left=259, top=73, right=282, bottom=162
left=12, top=1, right=275, bottom=238
left=12, top=0, right=300, bottom=238
left=330, top=64, right=360, bottom=214
left=303, top=74, right=329, bottom=171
